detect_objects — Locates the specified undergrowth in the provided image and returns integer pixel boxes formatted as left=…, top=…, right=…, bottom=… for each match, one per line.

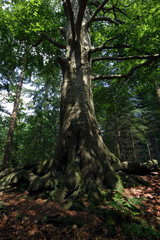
left=108, top=190, right=143, bottom=217
left=12, top=183, right=160, bottom=239
left=106, top=190, right=160, bottom=239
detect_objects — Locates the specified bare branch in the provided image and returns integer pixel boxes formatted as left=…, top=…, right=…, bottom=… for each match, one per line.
left=93, top=59, right=157, bottom=81
left=92, top=54, right=160, bottom=63
left=87, top=0, right=110, bottom=28
left=76, top=0, right=88, bottom=34
left=41, top=33, right=65, bottom=49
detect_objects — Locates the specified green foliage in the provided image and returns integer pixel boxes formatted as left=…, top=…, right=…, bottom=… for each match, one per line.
left=1, top=0, right=160, bottom=169
left=127, top=223, right=160, bottom=240
left=46, top=189, right=57, bottom=200
left=108, top=190, right=142, bottom=217
left=94, top=68, right=160, bottom=161
left=0, top=201, right=6, bottom=210
left=3, top=0, right=62, bottom=41
left=105, top=190, right=160, bottom=239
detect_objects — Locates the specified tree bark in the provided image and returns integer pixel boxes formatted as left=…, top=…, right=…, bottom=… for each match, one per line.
left=1, top=65, right=25, bottom=171
left=146, top=140, right=152, bottom=160
left=156, top=87, right=160, bottom=105
left=116, top=129, right=121, bottom=159
left=130, top=128, right=136, bottom=161
left=53, top=1, right=122, bottom=203
left=155, top=138, right=160, bottom=161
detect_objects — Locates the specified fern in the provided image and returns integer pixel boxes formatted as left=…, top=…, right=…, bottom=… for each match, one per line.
left=108, top=190, right=142, bottom=217
left=106, top=191, right=159, bottom=239
left=130, top=223, right=160, bottom=240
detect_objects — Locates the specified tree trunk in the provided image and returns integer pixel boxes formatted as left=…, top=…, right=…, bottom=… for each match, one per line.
left=146, top=140, right=152, bottom=160
left=156, top=87, right=160, bottom=105
left=155, top=138, right=160, bottom=161
left=1, top=66, right=25, bottom=171
left=53, top=1, right=122, bottom=202
left=130, top=129, right=136, bottom=161
left=116, top=130, right=121, bottom=159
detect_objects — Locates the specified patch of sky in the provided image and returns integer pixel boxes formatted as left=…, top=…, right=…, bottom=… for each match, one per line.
left=0, top=83, right=35, bottom=116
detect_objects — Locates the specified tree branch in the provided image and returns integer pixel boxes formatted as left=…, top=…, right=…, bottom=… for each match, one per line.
left=76, top=0, right=88, bottom=34
left=112, top=7, right=127, bottom=16
left=92, top=54, right=160, bottom=63
left=65, top=0, right=75, bottom=40
left=32, top=38, right=43, bottom=47
left=93, top=16, right=120, bottom=25
left=112, top=0, right=122, bottom=24
left=41, top=33, right=65, bottom=49
left=89, top=1, right=126, bottom=16
left=93, top=59, right=157, bottom=81
left=91, top=44, right=130, bottom=54
left=90, top=34, right=122, bottom=54
left=87, top=0, right=110, bottom=28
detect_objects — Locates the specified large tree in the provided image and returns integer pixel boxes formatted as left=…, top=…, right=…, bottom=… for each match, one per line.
left=1, top=0, right=160, bottom=202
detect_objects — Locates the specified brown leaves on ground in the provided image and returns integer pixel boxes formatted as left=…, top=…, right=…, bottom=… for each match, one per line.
left=0, top=171, right=160, bottom=240
left=124, top=171, right=160, bottom=231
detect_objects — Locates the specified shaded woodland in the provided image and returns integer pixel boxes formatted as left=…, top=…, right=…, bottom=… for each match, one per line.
left=0, top=0, right=160, bottom=239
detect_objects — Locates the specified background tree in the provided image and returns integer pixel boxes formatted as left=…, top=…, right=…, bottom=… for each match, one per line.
left=1, top=64, right=25, bottom=170
left=10, top=73, right=61, bottom=166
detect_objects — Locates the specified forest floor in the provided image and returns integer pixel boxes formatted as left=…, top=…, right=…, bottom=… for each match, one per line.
left=0, top=172, right=160, bottom=240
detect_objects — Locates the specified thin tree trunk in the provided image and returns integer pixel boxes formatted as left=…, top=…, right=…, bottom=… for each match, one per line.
left=146, top=140, right=152, bottom=160
left=155, top=138, right=160, bottom=161
left=156, top=87, right=160, bottom=105
left=130, top=129, right=136, bottom=161
left=1, top=65, right=25, bottom=171
left=116, top=130, right=121, bottom=159
left=153, top=80, right=160, bottom=105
